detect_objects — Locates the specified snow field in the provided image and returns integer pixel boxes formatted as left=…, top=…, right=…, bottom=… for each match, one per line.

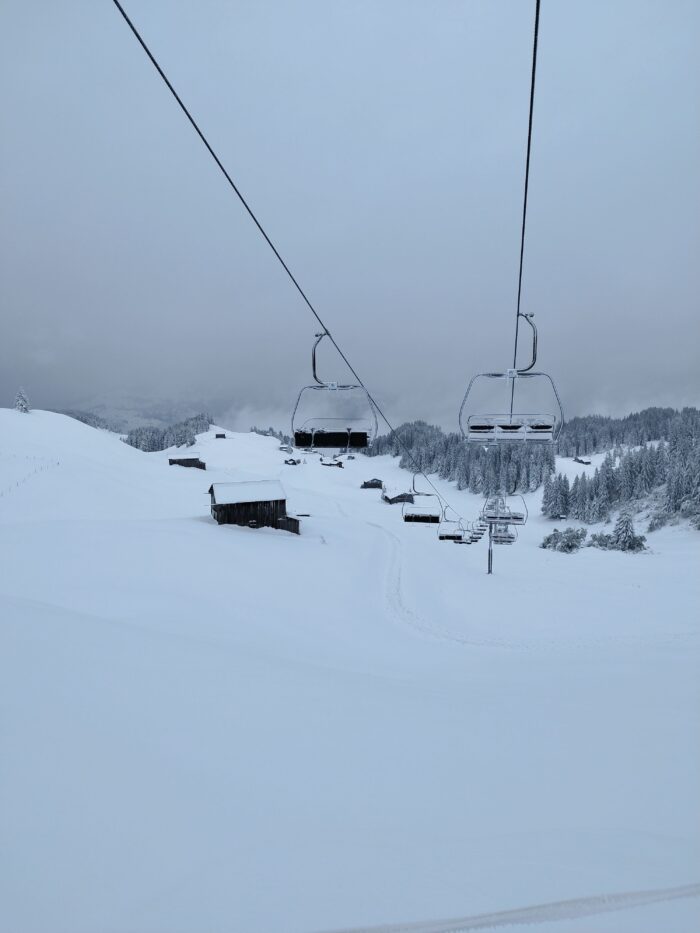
left=1, top=410, right=698, bottom=932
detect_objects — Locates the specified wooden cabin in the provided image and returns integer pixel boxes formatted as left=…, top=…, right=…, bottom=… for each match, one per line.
left=361, top=478, right=383, bottom=489
left=381, top=483, right=414, bottom=505
left=207, top=481, right=300, bottom=534
left=169, top=452, right=206, bottom=470
left=215, top=433, right=226, bottom=439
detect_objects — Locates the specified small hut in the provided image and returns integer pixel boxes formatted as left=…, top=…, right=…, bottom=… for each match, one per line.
left=207, top=481, right=300, bottom=534
left=215, top=433, right=226, bottom=439
left=169, top=451, right=206, bottom=470
left=361, top=478, right=383, bottom=489
left=381, top=482, right=414, bottom=505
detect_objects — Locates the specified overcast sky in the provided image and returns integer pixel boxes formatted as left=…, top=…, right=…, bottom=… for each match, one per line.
left=1, top=0, right=698, bottom=430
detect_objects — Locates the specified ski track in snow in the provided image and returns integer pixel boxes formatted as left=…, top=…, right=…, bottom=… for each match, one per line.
left=364, top=519, right=699, bottom=654
left=365, top=520, right=497, bottom=648
left=0, top=454, right=60, bottom=499
left=366, top=520, right=548, bottom=650
left=320, top=882, right=700, bottom=933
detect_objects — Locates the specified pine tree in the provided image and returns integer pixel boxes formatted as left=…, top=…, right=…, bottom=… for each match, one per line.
left=541, top=473, right=555, bottom=516
left=641, top=446, right=657, bottom=492
left=611, top=510, right=646, bottom=552
left=14, top=387, right=30, bottom=413
left=554, top=475, right=570, bottom=518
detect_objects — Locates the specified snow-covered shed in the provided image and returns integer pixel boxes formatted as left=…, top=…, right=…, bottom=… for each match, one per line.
left=207, top=481, right=300, bottom=534
left=361, top=478, right=383, bottom=489
left=168, top=451, right=206, bottom=470
left=381, top=483, right=414, bottom=505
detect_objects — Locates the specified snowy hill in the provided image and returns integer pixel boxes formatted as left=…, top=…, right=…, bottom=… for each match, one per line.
left=1, top=410, right=698, bottom=933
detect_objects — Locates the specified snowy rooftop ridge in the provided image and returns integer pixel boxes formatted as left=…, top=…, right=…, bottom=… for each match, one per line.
left=208, top=480, right=286, bottom=505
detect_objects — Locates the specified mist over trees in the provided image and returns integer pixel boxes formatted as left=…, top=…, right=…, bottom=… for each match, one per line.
left=556, top=408, right=684, bottom=457
left=57, top=409, right=122, bottom=432
left=123, top=414, right=212, bottom=452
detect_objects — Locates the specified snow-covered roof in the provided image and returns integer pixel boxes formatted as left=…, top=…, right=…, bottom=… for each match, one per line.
left=381, top=483, right=412, bottom=499
left=208, top=480, right=286, bottom=505
left=169, top=450, right=201, bottom=458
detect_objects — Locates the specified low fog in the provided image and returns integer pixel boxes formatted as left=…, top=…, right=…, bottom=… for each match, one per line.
left=1, top=0, right=698, bottom=430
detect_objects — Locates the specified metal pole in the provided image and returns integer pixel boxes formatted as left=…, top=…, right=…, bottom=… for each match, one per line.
left=488, top=524, right=494, bottom=574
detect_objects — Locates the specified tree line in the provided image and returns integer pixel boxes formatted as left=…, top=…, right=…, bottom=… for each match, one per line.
left=543, top=408, right=700, bottom=528
left=366, top=407, right=700, bottom=529
left=123, top=414, right=212, bottom=452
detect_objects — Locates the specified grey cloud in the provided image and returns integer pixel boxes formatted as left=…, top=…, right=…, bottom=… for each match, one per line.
left=1, top=0, right=698, bottom=431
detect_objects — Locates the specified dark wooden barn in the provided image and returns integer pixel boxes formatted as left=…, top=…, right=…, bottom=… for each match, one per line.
left=381, top=483, right=414, bottom=505
left=207, top=481, right=300, bottom=534
left=215, top=433, right=226, bottom=439
left=169, top=452, right=206, bottom=470
left=361, top=478, right=383, bottom=489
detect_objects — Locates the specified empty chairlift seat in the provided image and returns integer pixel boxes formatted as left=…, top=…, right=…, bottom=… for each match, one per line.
left=291, top=333, right=378, bottom=452
left=402, top=501, right=441, bottom=523
left=402, top=473, right=442, bottom=524
left=438, top=522, right=464, bottom=541
left=480, top=494, right=528, bottom=526
left=438, top=507, right=465, bottom=541
left=492, top=523, right=516, bottom=545
left=458, top=314, right=564, bottom=447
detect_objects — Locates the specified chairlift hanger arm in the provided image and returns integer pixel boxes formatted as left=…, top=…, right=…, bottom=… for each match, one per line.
left=311, top=332, right=358, bottom=389
left=516, top=312, right=538, bottom=374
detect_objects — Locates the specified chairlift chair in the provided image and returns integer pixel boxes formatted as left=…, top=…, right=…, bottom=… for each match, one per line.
left=459, top=314, right=563, bottom=445
left=480, top=493, right=528, bottom=526
left=438, top=507, right=465, bottom=541
left=453, top=529, right=473, bottom=544
left=292, top=333, right=378, bottom=450
left=402, top=473, right=442, bottom=524
left=492, top=523, right=517, bottom=545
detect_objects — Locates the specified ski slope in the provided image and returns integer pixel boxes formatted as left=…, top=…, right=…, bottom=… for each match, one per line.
left=1, top=410, right=698, bottom=933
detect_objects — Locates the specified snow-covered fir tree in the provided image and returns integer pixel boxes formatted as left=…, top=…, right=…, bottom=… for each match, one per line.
left=610, top=510, right=646, bottom=552
left=14, top=387, right=30, bottom=413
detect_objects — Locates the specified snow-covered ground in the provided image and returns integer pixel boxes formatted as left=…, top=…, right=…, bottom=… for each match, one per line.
left=1, top=410, right=698, bottom=933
